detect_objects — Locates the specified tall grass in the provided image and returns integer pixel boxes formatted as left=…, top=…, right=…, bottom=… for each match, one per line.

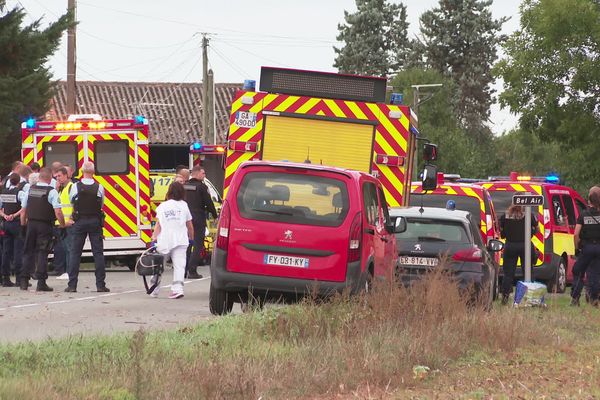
left=0, top=270, right=554, bottom=399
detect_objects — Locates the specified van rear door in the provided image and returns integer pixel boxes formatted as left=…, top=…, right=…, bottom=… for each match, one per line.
left=227, top=168, right=353, bottom=282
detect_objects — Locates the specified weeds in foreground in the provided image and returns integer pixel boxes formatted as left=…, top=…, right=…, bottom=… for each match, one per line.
left=0, top=270, right=571, bottom=399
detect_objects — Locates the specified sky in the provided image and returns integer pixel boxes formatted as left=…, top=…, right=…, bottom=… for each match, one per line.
left=9, top=0, right=523, bottom=134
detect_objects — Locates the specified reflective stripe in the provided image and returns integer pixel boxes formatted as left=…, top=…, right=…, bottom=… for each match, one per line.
left=58, top=181, right=74, bottom=224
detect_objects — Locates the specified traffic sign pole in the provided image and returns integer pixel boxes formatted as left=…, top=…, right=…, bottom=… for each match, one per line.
left=524, top=205, right=532, bottom=282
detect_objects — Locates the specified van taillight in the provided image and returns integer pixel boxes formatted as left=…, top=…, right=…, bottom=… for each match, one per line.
left=348, top=212, right=362, bottom=262
left=216, top=202, right=230, bottom=250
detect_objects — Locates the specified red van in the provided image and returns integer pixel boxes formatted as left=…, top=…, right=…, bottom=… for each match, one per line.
left=209, top=161, right=399, bottom=315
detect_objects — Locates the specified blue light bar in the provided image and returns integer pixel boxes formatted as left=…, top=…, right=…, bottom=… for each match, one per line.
left=134, top=115, right=146, bottom=125
left=192, top=142, right=202, bottom=150
left=546, top=174, right=560, bottom=183
left=390, top=93, right=403, bottom=105
left=243, top=80, right=256, bottom=91
left=25, top=118, right=36, bottom=129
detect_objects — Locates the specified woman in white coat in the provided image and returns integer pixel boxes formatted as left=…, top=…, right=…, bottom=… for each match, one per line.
left=151, top=182, right=194, bottom=299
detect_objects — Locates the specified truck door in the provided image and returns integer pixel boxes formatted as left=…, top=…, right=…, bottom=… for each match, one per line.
left=87, top=134, right=140, bottom=241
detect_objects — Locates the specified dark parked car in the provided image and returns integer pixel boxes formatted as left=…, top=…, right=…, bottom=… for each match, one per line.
left=390, top=207, right=504, bottom=309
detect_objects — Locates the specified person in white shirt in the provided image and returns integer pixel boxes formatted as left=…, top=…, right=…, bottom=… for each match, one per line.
left=151, top=182, right=194, bottom=299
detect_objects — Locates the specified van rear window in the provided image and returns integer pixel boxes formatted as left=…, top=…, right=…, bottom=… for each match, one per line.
left=237, top=172, right=349, bottom=227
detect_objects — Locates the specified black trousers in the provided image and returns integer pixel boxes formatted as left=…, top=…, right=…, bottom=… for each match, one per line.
left=68, top=216, right=106, bottom=289
left=21, top=220, right=54, bottom=281
left=187, top=216, right=207, bottom=270
left=1, top=220, right=23, bottom=278
left=501, top=241, right=537, bottom=295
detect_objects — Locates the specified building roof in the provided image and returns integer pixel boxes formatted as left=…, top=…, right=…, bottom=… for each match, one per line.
left=47, top=81, right=242, bottom=145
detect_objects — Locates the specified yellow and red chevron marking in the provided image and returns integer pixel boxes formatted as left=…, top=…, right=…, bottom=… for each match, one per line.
left=87, top=133, right=142, bottom=239
left=411, top=183, right=488, bottom=238
left=136, top=134, right=152, bottom=244
left=22, top=148, right=34, bottom=166
left=482, top=182, right=545, bottom=265
left=223, top=91, right=412, bottom=205
left=33, top=134, right=85, bottom=170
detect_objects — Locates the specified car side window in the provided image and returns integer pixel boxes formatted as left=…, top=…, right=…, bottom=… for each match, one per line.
left=561, top=194, right=576, bottom=227
left=551, top=195, right=566, bottom=226
left=377, top=186, right=391, bottom=226
left=362, top=182, right=378, bottom=226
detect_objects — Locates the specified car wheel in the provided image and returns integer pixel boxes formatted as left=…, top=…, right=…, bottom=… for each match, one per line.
left=209, top=282, right=233, bottom=315
left=547, top=258, right=567, bottom=294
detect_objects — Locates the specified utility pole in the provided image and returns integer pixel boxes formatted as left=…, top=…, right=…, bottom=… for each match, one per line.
left=208, top=69, right=215, bottom=144
left=201, top=34, right=212, bottom=145
left=410, top=83, right=443, bottom=180
left=66, top=0, right=77, bottom=115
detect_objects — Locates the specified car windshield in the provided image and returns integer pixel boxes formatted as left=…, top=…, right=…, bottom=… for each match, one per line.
left=409, top=194, right=481, bottom=225
left=237, top=171, right=349, bottom=227
left=396, top=218, right=470, bottom=244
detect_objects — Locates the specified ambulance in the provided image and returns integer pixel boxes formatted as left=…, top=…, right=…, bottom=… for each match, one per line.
left=481, top=172, right=587, bottom=293
left=21, top=114, right=152, bottom=269
left=223, top=67, right=423, bottom=207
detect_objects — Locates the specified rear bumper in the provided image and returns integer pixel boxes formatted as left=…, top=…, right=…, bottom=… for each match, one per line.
left=398, top=269, right=488, bottom=290
left=210, top=248, right=364, bottom=298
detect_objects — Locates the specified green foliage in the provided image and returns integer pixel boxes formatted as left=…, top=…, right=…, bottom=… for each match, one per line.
left=333, top=0, right=410, bottom=76
left=0, top=1, right=71, bottom=173
left=391, top=68, right=498, bottom=178
left=495, top=0, right=600, bottom=192
left=418, top=0, right=507, bottom=140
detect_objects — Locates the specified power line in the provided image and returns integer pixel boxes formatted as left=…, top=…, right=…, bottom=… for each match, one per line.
left=209, top=44, right=250, bottom=80
left=213, top=38, right=289, bottom=67
left=76, top=0, right=335, bottom=44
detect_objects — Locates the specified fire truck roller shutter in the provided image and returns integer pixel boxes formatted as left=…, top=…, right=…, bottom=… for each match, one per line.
left=262, top=116, right=375, bottom=173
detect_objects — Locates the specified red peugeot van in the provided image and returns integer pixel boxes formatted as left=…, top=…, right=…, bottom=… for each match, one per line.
left=209, top=161, right=400, bottom=315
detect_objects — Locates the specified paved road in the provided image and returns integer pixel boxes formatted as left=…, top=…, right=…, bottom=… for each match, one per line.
left=0, top=265, right=235, bottom=343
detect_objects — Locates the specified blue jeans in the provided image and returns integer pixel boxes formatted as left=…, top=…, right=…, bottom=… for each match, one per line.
left=68, top=216, right=106, bottom=289
left=52, top=226, right=66, bottom=274
left=572, top=243, right=600, bottom=301
left=1, top=220, right=23, bottom=278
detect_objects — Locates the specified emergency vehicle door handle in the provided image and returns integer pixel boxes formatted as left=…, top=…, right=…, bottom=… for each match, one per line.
left=114, top=183, right=120, bottom=189
left=365, top=228, right=375, bottom=235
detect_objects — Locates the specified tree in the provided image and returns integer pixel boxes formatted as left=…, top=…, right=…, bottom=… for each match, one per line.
left=0, top=1, right=71, bottom=173
left=419, top=0, right=507, bottom=140
left=334, top=0, right=410, bottom=76
left=391, top=68, right=498, bottom=178
left=495, top=0, right=600, bottom=191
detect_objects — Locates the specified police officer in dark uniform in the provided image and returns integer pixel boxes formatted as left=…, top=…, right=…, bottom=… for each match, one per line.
left=0, top=174, right=27, bottom=286
left=499, top=202, right=537, bottom=305
left=185, top=166, right=217, bottom=279
left=19, top=167, right=66, bottom=291
left=66, top=161, right=109, bottom=293
left=570, top=187, right=600, bottom=306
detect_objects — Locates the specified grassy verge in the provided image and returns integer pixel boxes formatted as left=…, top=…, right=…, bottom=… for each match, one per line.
left=1, top=272, right=599, bottom=399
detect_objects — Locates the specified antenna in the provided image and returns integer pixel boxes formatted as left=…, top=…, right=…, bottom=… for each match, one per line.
left=304, top=146, right=311, bottom=164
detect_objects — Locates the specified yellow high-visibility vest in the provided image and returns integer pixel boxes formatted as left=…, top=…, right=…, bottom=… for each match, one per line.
left=57, top=181, right=74, bottom=225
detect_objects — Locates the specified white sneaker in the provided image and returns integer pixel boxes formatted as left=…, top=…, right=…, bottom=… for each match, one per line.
left=56, top=273, right=69, bottom=280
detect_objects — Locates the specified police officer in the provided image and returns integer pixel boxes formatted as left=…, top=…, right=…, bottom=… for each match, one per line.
left=19, top=167, right=66, bottom=291
left=185, top=166, right=217, bottom=279
left=0, top=174, right=27, bottom=286
left=570, top=187, right=600, bottom=306
left=499, top=203, right=537, bottom=305
left=66, top=161, right=109, bottom=293
left=53, top=167, right=73, bottom=280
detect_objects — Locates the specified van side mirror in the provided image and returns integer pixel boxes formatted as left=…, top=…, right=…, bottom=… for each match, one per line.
left=388, top=216, right=407, bottom=234
left=421, top=164, right=438, bottom=191
left=487, top=239, right=504, bottom=252
left=423, top=143, right=438, bottom=162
